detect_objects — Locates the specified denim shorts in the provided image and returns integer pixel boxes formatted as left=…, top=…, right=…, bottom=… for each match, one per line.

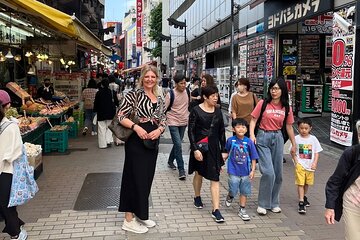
left=228, top=174, right=251, bottom=197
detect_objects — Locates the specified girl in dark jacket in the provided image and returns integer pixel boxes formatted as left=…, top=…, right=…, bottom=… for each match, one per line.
left=93, top=78, right=119, bottom=148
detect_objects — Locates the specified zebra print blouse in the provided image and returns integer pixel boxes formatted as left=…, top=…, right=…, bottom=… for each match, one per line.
left=118, top=88, right=167, bottom=129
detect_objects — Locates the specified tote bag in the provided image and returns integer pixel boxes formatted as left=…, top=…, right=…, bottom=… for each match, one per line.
left=8, top=145, right=39, bottom=207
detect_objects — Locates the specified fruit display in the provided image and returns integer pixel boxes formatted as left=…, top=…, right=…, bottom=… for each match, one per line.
left=21, top=101, right=46, bottom=114
left=50, top=125, right=68, bottom=131
left=18, top=117, right=47, bottom=135
left=5, top=107, right=20, bottom=119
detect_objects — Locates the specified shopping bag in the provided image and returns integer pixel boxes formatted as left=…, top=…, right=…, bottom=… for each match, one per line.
left=8, top=145, right=39, bottom=207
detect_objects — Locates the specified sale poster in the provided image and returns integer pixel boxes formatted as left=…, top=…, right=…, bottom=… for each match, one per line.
left=330, top=6, right=356, bottom=146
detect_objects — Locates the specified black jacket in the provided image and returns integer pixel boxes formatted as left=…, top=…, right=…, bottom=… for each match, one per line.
left=325, top=144, right=360, bottom=221
left=93, top=88, right=119, bottom=121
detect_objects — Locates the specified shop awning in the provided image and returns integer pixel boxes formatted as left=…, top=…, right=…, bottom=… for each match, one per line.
left=0, top=0, right=111, bottom=55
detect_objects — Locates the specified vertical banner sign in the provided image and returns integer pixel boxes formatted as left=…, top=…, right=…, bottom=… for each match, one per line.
left=136, top=0, right=142, bottom=47
left=330, top=7, right=356, bottom=146
left=265, top=33, right=275, bottom=87
left=238, top=41, right=247, bottom=78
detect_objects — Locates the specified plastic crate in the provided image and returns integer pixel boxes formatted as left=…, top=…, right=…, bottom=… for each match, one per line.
left=44, top=141, right=68, bottom=153
left=44, top=129, right=68, bottom=142
left=61, top=121, right=78, bottom=138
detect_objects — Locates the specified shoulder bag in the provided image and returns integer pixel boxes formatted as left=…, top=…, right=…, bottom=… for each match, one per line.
left=108, top=92, right=139, bottom=141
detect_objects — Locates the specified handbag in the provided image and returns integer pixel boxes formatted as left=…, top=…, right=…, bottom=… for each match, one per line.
left=195, top=110, right=217, bottom=153
left=108, top=92, right=139, bottom=141
left=143, top=139, right=160, bottom=150
left=8, top=145, right=39, bottom=207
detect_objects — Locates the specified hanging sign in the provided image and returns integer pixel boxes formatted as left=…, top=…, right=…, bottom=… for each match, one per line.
left=330, top=6, right=356, bottom=146
left=136, top=0, right=143, bottom=47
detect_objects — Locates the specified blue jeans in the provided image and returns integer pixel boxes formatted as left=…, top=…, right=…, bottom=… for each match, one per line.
left=228, top=174, right=251, bottom=197
left=256, top=129, right=284, bottom=209
left=168, top=126, right=187, bottom=172
left=85, top=109, right=97, bottom=132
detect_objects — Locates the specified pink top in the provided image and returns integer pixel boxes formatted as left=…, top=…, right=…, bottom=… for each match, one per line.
left=251, top=99, right=294, bottom=131
left=165, top=89, right=189, bottom=126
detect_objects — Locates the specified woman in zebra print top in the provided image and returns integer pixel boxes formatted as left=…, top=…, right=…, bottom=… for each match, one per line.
left=117, top=65, right=167, bottom=234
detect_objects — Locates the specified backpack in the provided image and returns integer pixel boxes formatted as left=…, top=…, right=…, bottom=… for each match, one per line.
left=166, top=88, right=191, bottom=113
left=254, top=100, right=290, bottom=142
left=228, top=140, right=251, bottom=173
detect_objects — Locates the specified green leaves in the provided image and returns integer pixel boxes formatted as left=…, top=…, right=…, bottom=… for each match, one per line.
left=148, top=2, right=162, bottom=58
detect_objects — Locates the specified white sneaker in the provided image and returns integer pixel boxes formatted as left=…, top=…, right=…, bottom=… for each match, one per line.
left=11, top=228, right=27, bottom=240
left=271, top=207, right=282, bottom=213
left=91, top=131, right=95, bottom=136
left=257, top=206, right=267, bottom=215
left=137, top=218, right=156, bottom=228
left=122, top=218, right=148, bottom=234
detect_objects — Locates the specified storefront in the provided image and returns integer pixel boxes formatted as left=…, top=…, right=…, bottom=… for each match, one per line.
left=263, top=0, right=359, bottom=146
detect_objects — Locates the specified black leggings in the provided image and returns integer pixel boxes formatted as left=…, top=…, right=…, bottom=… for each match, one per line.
left=0, top=173, right=24, bottom=237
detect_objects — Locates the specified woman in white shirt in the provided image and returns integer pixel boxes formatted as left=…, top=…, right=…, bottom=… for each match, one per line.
left=0, top=90, right=27, bottom=240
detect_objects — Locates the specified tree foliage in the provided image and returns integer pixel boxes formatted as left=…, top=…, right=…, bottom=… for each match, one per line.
left=148, top=2, right=162, bottom=58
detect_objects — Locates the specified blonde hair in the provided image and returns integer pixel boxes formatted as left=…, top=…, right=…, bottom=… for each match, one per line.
left=137, top=65, right=162, bottom=97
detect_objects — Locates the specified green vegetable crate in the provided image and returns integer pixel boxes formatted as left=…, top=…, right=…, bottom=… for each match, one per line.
left=44, top=129, right=68, bottom=153
left=61, top=121, right=78, bottom=138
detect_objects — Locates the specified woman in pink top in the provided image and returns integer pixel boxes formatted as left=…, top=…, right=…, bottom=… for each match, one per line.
left=249, top=77, right=296, bottom=215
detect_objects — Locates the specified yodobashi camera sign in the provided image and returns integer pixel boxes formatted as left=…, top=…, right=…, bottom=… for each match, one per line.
left=264, top=0, right=333, bottom=31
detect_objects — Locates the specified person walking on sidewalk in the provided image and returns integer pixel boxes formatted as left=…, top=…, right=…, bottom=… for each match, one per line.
left=117, top=65, right=167, bottom=234
left=290, top=118, right=323, bottom=214
left=249, top=77, right=296, bottom=216
left=0, top=90, right=27, bottom=240
left=224, top=118, right=258, bottom=221
left=93, top=78, right=119, bottom=148
left=188, top=86, right=227, bottom=223
left=81, top=78, right=98, bottom=136
left=325, top=120, right=360, bottom=240
left=165, top=74, right=190, bottom=180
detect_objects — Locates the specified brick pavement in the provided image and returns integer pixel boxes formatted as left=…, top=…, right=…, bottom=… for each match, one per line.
left=0, top=127, right=345, bottom=240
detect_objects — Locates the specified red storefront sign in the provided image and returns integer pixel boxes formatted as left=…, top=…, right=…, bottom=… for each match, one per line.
left=136, top=0, right=143, bottom=47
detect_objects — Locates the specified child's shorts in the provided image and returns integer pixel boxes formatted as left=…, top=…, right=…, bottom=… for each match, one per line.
left=295, top=163, right=314, bottom=186
left=228, top=174, right=251, bottom=197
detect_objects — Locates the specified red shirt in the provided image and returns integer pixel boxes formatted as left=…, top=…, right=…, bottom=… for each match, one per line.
left=251, top=99, right=294, bottom=131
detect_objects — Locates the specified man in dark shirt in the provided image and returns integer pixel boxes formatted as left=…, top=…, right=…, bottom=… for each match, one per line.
left=37, top=78, right=54, bottom=101
left=161, top=74, right=171, bottom=96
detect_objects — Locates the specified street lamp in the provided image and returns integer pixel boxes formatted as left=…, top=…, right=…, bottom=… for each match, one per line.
left=160, top=33, right=172, bottom=72
left=168, top=17, right=187, bottom=77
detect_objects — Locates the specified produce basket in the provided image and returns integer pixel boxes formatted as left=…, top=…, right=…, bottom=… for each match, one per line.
left=61, top=121, right=78, bottom=138
left=44, top=126, right=68, bottom=153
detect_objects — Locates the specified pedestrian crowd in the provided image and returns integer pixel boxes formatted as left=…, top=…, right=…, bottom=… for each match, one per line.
left=1, top=66, right=359, bottom=240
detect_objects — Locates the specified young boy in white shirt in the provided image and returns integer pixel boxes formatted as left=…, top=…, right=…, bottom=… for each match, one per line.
left=291, top=118, right=323, bottom=214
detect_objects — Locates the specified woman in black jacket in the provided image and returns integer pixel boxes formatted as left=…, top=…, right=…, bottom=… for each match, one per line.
left=188, top=86, right=227, bottom=223
left=93, top=78, right=119, bottom=148
left=325, top=120, right=360, bottom=240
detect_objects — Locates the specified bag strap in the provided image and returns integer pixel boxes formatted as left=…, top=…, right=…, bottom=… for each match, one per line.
left=253, top=93, right=256, bottom=109
left=166, top=89, right=175, bottom=113
left=256, top=100, right=267, bottom=125
left=0, top=121, right=12, bottom=135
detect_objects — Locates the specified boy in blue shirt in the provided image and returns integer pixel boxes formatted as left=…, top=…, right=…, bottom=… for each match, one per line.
left=224, top=118, right=259, bottom=221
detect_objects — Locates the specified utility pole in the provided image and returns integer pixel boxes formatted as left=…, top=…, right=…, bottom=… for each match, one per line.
left=184, top=19, right=187, bottom=78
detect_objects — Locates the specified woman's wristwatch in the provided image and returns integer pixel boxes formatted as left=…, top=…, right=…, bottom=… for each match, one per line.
left=131, top=123, right=137, bottom=130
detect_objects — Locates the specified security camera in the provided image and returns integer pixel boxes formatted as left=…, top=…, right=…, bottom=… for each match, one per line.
left=216, top=18, right=221, bottom=23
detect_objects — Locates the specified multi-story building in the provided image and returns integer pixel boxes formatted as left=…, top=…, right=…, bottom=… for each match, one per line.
left=165, top=0, right=360, bottom=147
left=43, top=0, right=105, bottom=40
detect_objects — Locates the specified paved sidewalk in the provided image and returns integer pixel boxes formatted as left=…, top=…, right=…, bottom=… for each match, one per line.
left=0, top=127, right=344, bottom=240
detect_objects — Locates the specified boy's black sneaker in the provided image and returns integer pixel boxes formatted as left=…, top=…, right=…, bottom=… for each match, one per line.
left=304, top=196, right=310, bottom=207
left=194, top=196, right=203, bottom=209
left=298, top=201, right=306, bottom=214
left=211, top=209, right=225, bottom=223
left=225, top=194, right=234, bottom=207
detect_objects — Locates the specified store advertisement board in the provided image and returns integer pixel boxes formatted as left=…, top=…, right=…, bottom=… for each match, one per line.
left=330, top=6, right=356, bottom=146
left=238, top=41, right=247, bottom=78
left=247, top=35, right=265, bottom=99
left=265, top=34, right=275, bottom=87
left=300, top=84, right=323, bottom=113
